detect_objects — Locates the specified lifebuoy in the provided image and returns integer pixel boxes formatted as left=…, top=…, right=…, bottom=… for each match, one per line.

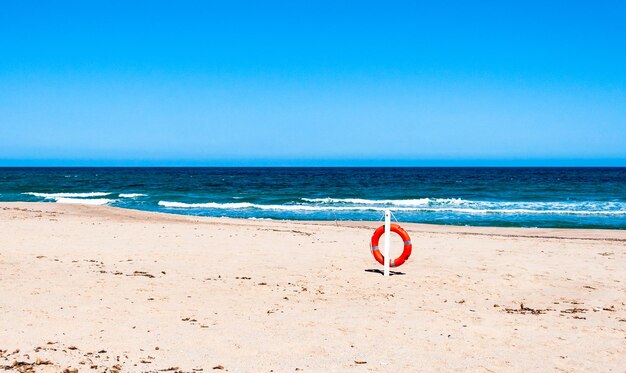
left=370, top=223, right=412, bottom=267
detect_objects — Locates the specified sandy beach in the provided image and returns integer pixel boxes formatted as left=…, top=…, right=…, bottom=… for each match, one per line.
left=0, top=202, right=624, bottom=372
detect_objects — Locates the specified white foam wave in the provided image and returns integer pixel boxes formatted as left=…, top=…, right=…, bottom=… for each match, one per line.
left=159, top=201, right=328, bottom=211
left=303, top=197, right=626, bottom=212
left=158, top=200, right=626, bottom=215
left=119, top=193, right=147, bottom=198
left=55, top=198, right=113, bottom=205
left=24, top=192, right=112, bottom=199
left=302, top=197, right=432, bottom=206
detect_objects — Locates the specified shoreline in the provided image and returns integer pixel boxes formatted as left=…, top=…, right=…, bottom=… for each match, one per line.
left=3, top=201, right=626, bottom=239
left=1, top=202, right=624, bottom=372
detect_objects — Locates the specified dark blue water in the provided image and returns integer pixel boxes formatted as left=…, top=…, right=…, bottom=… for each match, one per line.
left=1, top=167, right=625, bottom=229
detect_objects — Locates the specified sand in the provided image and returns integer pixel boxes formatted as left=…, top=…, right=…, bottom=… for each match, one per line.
left=0, top=202, right=624, bottom=372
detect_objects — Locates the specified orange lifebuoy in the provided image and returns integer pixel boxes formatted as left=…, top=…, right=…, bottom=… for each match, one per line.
left=370, top=223, right=412, bottom=267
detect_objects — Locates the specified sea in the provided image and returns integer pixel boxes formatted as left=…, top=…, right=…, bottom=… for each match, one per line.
left=1, top=167, right=625, bottom=229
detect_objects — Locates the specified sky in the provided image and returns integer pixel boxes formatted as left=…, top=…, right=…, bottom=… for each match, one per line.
left=1, top=1, right=625, bottom=166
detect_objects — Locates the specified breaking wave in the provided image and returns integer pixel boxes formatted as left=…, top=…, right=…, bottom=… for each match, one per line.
left=159, top=201, right=348, bottom=211
left=158, top=198, right=626, bottom=216
left=119, top=193, right=147, bottom=198
left=24, top=192, right=112, bottom=198
left=302, top=197, right=432, bottom=206
left=55, top=198, right=113, bottom=205
left=23, top=191, right=114, bottom=205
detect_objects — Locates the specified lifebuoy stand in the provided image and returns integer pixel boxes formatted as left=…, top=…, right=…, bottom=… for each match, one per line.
left=370, top=209, right=413, bottom=276
left=383, top=210, right=391, bottom=276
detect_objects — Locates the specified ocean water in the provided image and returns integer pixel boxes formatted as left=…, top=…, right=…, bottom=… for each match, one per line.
left=1, top=167, right=625, bottom=229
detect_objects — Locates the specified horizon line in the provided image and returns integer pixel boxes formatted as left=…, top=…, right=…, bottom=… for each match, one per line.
left=2, top=160, right=626, bottom=168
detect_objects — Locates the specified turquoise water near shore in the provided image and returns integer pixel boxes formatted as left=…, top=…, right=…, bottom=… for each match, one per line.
left=1, top=167, right=625, bottom=229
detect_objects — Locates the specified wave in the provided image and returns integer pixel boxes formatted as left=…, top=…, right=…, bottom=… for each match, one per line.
left=159, top=201, right=328, bottom=211
left=302, top=197, right=432, bottom=206
left=55, top=198, right=113, bottom=205
left=24, top=192, right=112, bottom=199
left=23, top=191, right=114, bottom=205
left=159, top=201, right=388, bottom=211
left=119, top=193, right=147, bottom=198
left=158, top=200, right=626, bottom=215
left=303, top=197, right=626, bottom=210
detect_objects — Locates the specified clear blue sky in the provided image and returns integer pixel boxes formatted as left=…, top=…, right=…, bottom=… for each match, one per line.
left=1, top=1, right=625, bottom=166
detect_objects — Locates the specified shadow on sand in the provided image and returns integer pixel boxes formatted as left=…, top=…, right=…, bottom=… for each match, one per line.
left=364, top=269, right=406, bottom=276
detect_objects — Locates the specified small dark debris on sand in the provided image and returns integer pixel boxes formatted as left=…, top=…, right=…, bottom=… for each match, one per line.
left=504, top=303, right=548, bottom=315
left=129, top=271, right=155, bottom=278
left=561, top=307, right=588, bottom=314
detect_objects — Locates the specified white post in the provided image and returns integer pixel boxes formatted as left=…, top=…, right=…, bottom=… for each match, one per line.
left=384, top=209, right=391, bottom=277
